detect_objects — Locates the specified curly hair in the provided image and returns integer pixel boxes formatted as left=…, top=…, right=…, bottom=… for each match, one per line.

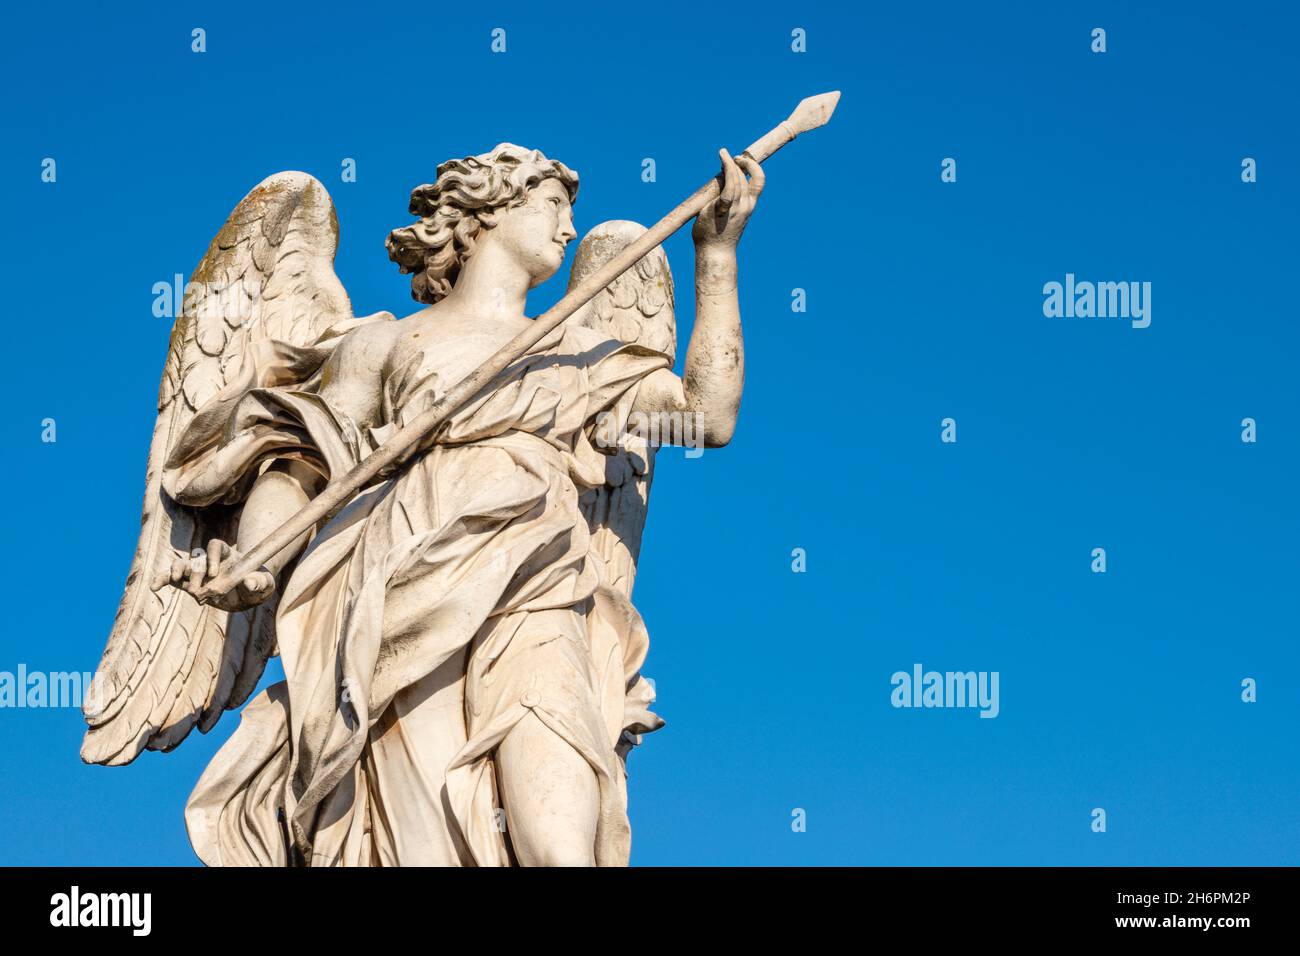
left=386, top=143, right=579, bottom=304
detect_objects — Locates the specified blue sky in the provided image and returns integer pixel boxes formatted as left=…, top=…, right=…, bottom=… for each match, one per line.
left=1, top=1, right=1297, bottom=865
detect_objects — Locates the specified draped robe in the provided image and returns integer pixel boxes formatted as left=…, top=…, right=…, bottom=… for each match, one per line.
left=165, top=319, right=669, bottom=866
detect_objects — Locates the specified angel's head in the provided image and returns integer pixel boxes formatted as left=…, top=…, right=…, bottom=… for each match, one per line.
left=386, top=143, right=579, bottom=303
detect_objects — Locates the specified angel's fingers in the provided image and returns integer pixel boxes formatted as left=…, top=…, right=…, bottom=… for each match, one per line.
left=150, top=564, right=171, bottom=592
left=736, top=154, right=765, bottom=199
left=186, top=549, right=207, bottom=592
left=207, top=539, right=225, bottom=578
left=168, top=554, right=188, bottom=587
left=719, top=148, right=742, bottom=210
left=242, top=572, right=275, bottom=598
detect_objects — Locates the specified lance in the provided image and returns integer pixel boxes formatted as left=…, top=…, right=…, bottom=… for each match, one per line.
left=194, top=91, right=840, bottom=603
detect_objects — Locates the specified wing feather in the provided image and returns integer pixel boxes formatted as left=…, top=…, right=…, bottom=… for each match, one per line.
left=567, top=220, right=675, bottom=598
left=83, top=172, right=352, bottom=765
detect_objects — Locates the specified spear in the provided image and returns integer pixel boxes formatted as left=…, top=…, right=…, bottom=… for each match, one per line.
left=194, top=90, right=841, bottom=603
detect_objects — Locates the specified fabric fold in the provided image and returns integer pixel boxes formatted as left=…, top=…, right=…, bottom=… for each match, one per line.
left=180, top=321, right=669, bottom=867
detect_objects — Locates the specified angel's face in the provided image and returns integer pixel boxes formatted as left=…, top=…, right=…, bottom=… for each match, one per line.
left=490, top=177, right=576, bottom=287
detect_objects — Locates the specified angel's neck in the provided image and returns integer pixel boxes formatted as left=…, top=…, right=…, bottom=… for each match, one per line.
left=442, top=246, right=530, bottom=322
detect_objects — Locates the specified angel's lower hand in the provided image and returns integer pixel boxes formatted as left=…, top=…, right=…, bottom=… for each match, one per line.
left=152, top=539, right=276, bottom=612
left=692, top=148, right=765, bottom=251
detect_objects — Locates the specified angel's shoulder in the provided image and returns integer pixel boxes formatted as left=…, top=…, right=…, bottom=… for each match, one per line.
left=320, top=314, right=401, bottom=398
left=334, top=313, right=402, bottom=361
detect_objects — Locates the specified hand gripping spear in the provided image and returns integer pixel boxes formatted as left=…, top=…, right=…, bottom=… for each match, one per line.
left=193, top=91, right=840, bottom=604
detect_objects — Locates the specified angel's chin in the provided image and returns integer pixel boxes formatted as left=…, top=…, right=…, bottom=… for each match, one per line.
left=530, top=257, right=564, bottom=286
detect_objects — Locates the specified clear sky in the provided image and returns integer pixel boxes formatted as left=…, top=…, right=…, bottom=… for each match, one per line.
left=1, top=0, right=1296, bottom=865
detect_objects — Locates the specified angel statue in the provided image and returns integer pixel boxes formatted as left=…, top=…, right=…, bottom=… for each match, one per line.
left=81, top=143, right=763, bottom=866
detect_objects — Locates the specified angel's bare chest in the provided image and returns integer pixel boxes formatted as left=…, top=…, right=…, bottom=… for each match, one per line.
left=382, top=312, right=531, bottom=386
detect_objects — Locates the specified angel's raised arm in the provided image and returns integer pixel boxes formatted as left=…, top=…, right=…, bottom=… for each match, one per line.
left=632, top=148, right=763, bottom=448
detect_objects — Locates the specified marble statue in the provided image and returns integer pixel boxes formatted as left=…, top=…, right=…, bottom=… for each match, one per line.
left=81, top=94, right=838, bottom=866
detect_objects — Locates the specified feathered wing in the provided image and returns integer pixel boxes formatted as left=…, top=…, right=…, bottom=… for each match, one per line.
left=568, top=220, right=676, bottom=597
left=568, top=221, right=675, bottom=757
left=82, top=172, right=354, bottom=766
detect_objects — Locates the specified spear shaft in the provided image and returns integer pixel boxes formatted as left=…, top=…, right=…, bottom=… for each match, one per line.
left=197, top=91, right=840, bottom=602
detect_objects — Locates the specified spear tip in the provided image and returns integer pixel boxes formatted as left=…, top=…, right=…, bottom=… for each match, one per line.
left=787, top=91, right=841, bottom=135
